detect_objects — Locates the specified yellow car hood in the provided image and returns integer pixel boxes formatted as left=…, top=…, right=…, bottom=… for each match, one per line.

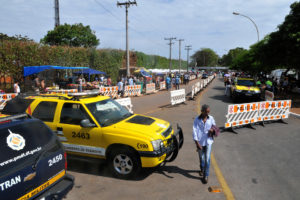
left=113, top=114, right=171, bottom=140
left=236, top=85, right=260, bottom=91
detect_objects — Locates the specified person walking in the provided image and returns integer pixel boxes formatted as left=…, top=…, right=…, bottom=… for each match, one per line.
left=78, top=76, right=83, bottom=92
left=117, top=79, right=124, bottom=97
left=193, top=104, right=216, bottom=184
left=175, top=75, right=180, bottom=90
left=166, top=75, right=171, bottom=91
left=14, top=80, right=20, bottom=94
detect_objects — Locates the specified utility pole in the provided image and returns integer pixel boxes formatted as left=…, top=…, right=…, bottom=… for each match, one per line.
left=185, top=45, right=192, bottom=72
left=165, top=37, right=177, bottom=73
left=117, top=0, right=137, bottom=77
left=54, top=0, right=60, bottom=27
left=177, top=39, right=184, bottom=74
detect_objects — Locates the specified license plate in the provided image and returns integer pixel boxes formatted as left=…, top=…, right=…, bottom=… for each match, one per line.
left=245, top=93, right=252, bottom=96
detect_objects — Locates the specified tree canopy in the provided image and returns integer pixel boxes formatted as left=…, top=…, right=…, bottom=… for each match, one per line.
left=41, top=23, right=100, bottom=48
left=230, top=1, right=300, bottom=73
left=191, top=48, right=219, bottom=67
left=220, top=47, right=247, bottom=66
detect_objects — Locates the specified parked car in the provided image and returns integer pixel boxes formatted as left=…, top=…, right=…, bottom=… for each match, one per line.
left=2, top=92, right=184, bottom=179
left=0, top=113, right=74, bottom=200
left=202, top=73, right=208, bottom=79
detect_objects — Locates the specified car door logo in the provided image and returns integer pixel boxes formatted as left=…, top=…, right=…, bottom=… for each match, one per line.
left=7, top=129, right=26, bottom=151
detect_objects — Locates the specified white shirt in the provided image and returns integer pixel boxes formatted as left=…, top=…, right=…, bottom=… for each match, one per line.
left=14, top=83, right=20, bottom=93
left=117, top=81, right=123, bottom=91
left=193, top=115, right=216, bottom=146
left=129, top=78, right=133, bottom=86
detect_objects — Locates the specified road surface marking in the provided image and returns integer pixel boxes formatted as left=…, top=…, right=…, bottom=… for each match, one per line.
left=196, top=81, right=235, bottom=200
left=211, top=154, right=235, bottom=199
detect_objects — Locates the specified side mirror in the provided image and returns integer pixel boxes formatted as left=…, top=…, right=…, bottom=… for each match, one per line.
left=80, top=119, right=96, bottom=128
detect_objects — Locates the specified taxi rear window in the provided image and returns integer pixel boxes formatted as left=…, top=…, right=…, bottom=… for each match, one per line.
left=0, top=120, right=53, bottom=176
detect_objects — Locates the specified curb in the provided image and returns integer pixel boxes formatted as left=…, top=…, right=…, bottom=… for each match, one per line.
left=290, top=112, right=300, bottom=119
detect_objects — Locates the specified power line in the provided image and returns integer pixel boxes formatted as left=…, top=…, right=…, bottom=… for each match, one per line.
left=94, top=0, right=121, bottom=21
left=165, top=37, right=177, bottom=73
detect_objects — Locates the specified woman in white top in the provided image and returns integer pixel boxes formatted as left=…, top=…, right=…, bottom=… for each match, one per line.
left=14, top=81, right=20, bottom=94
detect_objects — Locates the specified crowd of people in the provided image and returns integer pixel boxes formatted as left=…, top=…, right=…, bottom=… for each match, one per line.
left=222, top=71, right=299, bottom=98
left=1, top=71, right=205, bottom=95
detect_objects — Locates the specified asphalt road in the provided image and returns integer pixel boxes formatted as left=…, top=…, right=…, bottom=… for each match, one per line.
left=65, top=77, right=300, bottom=200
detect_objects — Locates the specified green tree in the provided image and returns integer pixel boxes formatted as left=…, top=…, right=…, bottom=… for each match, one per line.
left=0, top=33, right=33, bottom=42
left=41, top=23, right=99, bottom=48
left=191, top=48, right=219, bottom=67
left=220, top=47, right=247, bottom=66
left=231, top=1, right=300, bottom=74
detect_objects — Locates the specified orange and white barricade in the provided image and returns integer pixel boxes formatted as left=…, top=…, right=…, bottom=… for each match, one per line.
left=0, top=93, right=18, bottom=110
left=225, top=102, right=260, bottom=129
left=100, top=86, right=119, bottom=98
left=225, top=100, right=292, bottom=132
left=115, top=97, right=133, bottom=113
left=146, top=83, right=156, bottom=94
left=160, top=81, right=166, bottom=90
left=124, top=85, right=141, bottom=97
left=48, top=89, right=78, bottom=94
left=258, top=100, right=291, bottom=122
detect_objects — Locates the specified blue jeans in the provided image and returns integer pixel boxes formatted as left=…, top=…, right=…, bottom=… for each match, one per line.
left=198, top=144, right=212, bottom=177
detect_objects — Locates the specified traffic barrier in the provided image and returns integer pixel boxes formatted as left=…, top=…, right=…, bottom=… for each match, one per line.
left=224, top=100, right=292, bottom=132
left=46, top=86, right=59, bottom=90
left=159, top=81, right=166, bottom=90
left=146, top=83, right=156, bottom=94
left=100, top=86, right=119, bottom=98
left=265, top=90, right=274, bottom=101
left=124, top=85, right=141, bottom=97
left=48, top=89, right=78, bottom=94
left=115, top=97, right=133, bottom=113
left=225, top=102, right=260, bottom=128
left=170, top=89, right=186, bottom=105
left=258, top=100, right=291, bottom=122
left=189, top=75, right=196, bottom=81
left=0, top=93, right=18, bottom=110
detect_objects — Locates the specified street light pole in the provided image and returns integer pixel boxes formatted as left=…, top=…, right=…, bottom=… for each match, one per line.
left=233, top=12, right=259, bottom=42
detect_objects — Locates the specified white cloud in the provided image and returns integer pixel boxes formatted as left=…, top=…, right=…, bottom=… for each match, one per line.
left=0, top=0, right=295, bottom=60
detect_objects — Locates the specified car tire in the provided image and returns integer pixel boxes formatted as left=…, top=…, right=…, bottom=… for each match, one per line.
left=109, top=147, right=141, bottom=179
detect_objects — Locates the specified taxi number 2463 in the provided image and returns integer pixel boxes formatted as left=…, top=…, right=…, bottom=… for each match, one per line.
left=72, top=132, right=90, bottom=140
left=48, top=154, right=63, bottom=167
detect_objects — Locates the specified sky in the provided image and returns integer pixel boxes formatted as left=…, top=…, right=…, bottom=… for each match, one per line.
left=0, top=0, right=296, bottom=60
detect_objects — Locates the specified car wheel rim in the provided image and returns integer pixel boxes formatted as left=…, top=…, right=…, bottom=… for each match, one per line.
left=113, top=154, right=133, bottom=175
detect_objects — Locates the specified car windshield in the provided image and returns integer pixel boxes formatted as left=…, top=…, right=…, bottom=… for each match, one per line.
left=86, top=99, right=133, bottom=127
left=237, top=80, right=255, bottom=87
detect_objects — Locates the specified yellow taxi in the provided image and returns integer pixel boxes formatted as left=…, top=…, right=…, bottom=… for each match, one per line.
left=2, top=92, right=183, bottom=179
left=231, top=78, right=261, bottom=102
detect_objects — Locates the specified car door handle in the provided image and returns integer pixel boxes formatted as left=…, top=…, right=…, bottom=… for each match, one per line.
left=57, top=127, right=63, bottom=131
